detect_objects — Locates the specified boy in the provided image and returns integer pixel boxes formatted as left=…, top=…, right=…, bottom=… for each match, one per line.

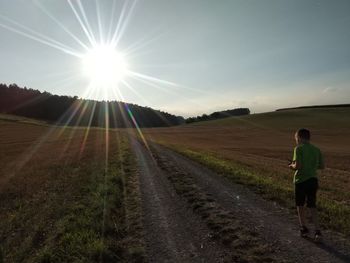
left=289, top=128, right=324, bottom=242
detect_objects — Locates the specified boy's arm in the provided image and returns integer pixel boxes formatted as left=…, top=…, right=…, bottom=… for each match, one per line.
left=318, top=150, right=325, bottom=170
left=289, top=147, right=302, bottom=170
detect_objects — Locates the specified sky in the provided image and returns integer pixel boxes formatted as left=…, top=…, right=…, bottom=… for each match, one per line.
left=1, top=0, right=350, bottom=117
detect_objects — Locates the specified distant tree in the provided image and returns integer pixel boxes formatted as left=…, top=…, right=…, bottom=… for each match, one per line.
left=186, top=107, right=250, bottom=123
left=276, top=104, right=350, bottom=111
left=0, top=83, right=184, bottom=128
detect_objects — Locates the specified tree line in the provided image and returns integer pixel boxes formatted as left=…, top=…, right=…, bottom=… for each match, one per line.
left=0, top=83, right=185, bottom=128
left=186, top=108, right=250, bottom=123
left=276, top=104, right=350, bottom=111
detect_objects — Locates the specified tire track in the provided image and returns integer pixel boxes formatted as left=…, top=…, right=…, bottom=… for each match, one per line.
left=131, top=138, right=230, bottom=262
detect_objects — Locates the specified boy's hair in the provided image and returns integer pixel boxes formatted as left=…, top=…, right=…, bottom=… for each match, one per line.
left=296, top=128, right=311, bottom=140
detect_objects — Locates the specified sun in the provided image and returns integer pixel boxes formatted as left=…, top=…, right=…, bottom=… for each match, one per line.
left=82, top=44, right=128, bottom=85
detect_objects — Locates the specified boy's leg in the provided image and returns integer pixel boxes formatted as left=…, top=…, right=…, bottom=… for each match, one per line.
left=306, top=178, right=321, bottom=232
left=309, top=208, right=320, bottom=231
left=306, top=178, right=322, bottom=241
left=310, top=207, right=322, bottom=241
left=297, top=206, right=309, bottom=237
left=295, top=181, right=309, bottom=236
left=297, top=206, right=307, bottom=226
left=295, top=182, right=307, bottom=227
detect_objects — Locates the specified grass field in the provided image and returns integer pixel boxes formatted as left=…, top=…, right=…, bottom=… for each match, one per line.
left=142, top=107, right=350, bottom=235
left=0, top=117, right=144, bottom=262
left=1, top=107, right=349, bottom=261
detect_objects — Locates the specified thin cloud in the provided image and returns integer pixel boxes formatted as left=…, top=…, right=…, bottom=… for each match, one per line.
left=322, top=87, right=339, bottom=93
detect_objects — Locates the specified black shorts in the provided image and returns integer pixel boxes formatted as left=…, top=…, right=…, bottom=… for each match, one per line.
left=295, top=177, right=318, bottom=208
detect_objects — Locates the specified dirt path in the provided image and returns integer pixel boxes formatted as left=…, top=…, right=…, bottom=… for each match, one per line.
left=132, top=138, right=350, bottom=262
left=131, top=138, right=230, bottom=262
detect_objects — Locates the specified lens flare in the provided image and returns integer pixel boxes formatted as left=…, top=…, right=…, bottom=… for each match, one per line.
left=82, top=44, right=128, bottom=85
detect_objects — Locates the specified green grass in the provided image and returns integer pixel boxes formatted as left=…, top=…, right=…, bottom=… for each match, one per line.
left=1, top=135, right=145, bottom=263
left=167, top=147, right=350, bottom=236
left=35, top=137, right=145, bottom=263
left=36, top=163, right=124, bottom=262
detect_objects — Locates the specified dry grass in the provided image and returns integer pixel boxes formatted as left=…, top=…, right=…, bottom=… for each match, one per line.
left=0, top=118, right=145, bottom=262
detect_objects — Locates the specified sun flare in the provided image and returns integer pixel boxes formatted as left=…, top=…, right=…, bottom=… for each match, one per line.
left=0, top=0, right=182, bottom=102
left=82, top=44, right=128, bottom=85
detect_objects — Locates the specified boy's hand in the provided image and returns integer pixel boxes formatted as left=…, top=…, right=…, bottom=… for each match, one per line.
left=288, top=162, right=295, bottom=170
left=289, top=161, right=300, bottom=170
left=288, top=159, right=294, bottom=169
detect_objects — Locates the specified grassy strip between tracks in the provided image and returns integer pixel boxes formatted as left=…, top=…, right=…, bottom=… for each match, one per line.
left=164, top=145, right=350, bottom=236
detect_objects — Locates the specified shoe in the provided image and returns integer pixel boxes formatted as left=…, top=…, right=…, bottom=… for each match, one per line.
left=299, top=226, right=309, bottom=237
left=314, top=230, right=323, bottom=242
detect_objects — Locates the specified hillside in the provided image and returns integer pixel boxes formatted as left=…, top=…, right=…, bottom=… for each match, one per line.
left=144, top=107, right=350, bottom=173
left=0, top=83, right=184, bottom=128
left=187, top=107, right=350, bottom=130
left=276, top=104, right=350, bottom=111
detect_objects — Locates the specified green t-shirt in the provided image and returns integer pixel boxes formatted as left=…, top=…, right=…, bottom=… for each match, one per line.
left=293, top=143, right=323, bottom=184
